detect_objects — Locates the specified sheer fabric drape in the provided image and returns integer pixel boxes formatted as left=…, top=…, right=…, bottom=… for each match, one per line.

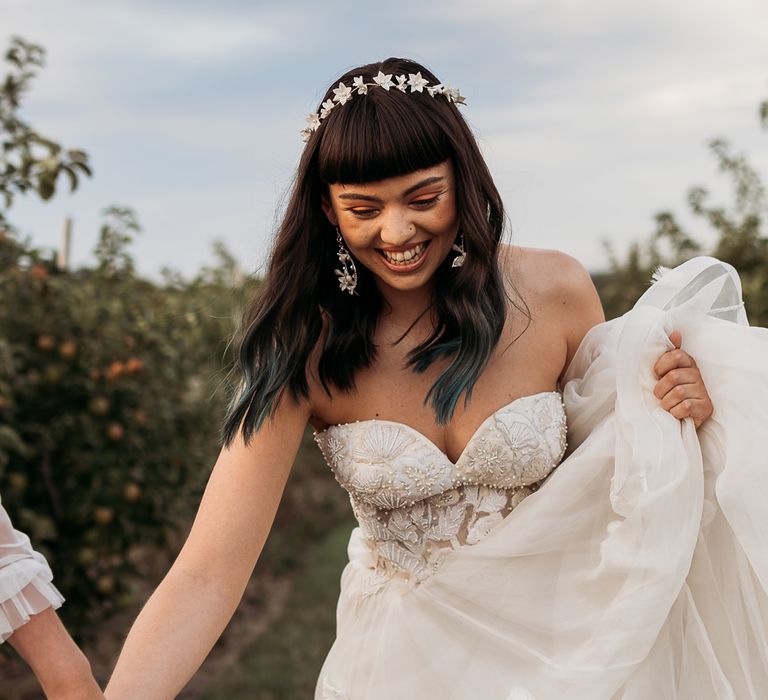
left=0, top=495, right=63, bottom=641
left=316, top=256, right=768, bottom=699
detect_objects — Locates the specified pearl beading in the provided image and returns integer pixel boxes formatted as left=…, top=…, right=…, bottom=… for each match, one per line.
left=313, top=392, right=568, bottom=587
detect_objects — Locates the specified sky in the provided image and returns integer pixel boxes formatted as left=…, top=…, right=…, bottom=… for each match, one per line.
left=1, top=0, right=767, bottom=279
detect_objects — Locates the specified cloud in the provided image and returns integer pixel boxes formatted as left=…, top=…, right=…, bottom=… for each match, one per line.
left=1, top=0, right=321, bottom=107
left=3, top=0, right=767, bottom=276
left=435, top=0, right=768, bottom=43
left=431, top=0, right=768, bottom=127
left=2, top=1, right=311, bottom=60
left=107, top=5, right=302, bottom=62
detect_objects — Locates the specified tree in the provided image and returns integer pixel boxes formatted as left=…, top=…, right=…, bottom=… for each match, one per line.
left=596, top=89, right=768, bottom=324
left=0, top=38, right=350, bottom=644
left=0, top=36, right=92, bottom=225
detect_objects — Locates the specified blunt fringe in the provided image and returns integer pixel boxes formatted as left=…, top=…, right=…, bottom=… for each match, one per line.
left=220, top=57, right=531, bottom=448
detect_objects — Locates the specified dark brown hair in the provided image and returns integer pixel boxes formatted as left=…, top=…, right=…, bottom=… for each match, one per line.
left=221, top=57, right=530, bottom=447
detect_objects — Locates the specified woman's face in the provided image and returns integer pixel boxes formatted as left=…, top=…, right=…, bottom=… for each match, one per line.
left=321, top=160, right=460, bottom=297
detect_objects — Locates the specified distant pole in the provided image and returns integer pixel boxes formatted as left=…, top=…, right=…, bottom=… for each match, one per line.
left=57, top=217, right=72, bottom=270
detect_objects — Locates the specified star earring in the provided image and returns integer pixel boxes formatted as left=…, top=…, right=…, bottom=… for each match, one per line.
left=334, top=226, right=359, bottom=295
left=452, top=230, right=466, bottom=267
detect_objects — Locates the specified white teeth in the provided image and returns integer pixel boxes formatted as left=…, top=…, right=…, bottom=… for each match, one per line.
left=381, top=242, right=427, bottom=265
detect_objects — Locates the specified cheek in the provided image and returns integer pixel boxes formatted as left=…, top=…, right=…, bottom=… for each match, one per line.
left=339, top=223, right=378, bottom=251
left=435, top=193, right=458, bottom=223
left=432, top=204, right=459, bottom=233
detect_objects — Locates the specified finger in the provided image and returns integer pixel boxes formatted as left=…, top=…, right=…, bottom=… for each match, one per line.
left=668, top=329, right=682, bottom=348
left=665, top=396, right=709, bottom=420
left=653, top=347, right=697, bottom=379
left=652, top=367, right=702, bottom=400
left=657, top=381, right=697, bottom=410
left=658, top=381, right=709, bottom=413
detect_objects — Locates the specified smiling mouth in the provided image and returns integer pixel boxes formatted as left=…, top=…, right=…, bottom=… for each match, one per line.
left=376, top=240, right=430, bottom=265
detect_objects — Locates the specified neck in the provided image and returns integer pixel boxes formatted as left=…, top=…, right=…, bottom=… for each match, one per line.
left=375, top=280, right=437, bottom=334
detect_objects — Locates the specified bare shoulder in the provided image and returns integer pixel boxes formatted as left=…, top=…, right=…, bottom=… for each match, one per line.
left=499, top=244, right=605, bottom=379
left=499, top=244, right=594, bottom=298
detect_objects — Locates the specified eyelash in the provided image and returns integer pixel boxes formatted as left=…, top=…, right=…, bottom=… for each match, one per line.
left=349, top=195, right=442, bottom=218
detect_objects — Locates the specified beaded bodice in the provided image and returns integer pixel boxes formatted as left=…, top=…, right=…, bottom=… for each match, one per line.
left=313, top=390, right=568, bottom=587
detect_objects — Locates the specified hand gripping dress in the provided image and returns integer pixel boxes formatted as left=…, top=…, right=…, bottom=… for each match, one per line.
left=312, top=256, right=768, bottom=699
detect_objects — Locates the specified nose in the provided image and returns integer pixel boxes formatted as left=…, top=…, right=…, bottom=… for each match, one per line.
left=379, top=208, right=416, bottom=247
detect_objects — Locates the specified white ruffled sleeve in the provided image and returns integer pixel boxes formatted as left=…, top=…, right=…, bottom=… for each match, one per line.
left=0, top=494, right=64, bottom=642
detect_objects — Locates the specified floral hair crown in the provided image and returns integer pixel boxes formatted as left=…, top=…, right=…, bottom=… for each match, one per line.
left=300, top=70, right=466, bottom=142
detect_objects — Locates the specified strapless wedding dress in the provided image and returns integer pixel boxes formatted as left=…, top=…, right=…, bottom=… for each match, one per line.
left=312, top=256, right=768, bottom=699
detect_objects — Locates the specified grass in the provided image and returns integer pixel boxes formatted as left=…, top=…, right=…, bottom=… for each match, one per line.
left=199, top=518, right=356, bottom=700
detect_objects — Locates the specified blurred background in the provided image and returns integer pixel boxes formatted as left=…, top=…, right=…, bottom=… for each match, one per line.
left=0, top=0, right=766, bottom=697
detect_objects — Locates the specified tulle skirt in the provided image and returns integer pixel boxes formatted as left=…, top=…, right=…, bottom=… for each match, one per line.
left=315, top=256, right=768, bottom=699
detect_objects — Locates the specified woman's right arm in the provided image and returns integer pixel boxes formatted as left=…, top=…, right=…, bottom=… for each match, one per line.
left=105, top=389, right=312, bottom=700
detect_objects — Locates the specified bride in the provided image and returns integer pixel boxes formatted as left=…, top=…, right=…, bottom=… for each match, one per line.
left=104, top=58, right=767, bottom=699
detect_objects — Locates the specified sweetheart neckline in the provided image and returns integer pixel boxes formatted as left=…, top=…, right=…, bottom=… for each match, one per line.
left=312, top=389, right=564, bottom=467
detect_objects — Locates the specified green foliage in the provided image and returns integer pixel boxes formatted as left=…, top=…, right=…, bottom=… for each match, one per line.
left=0, top=216, right=242, bottom=635
left=597, top=94, right=768, bottom=324
left=0, top=36, right=352, bottom=651
left=94, top=206, right=142, bottom=276
left=0, top=37, right=92, bottom=221
left=0, top=214, right=352, bottom=643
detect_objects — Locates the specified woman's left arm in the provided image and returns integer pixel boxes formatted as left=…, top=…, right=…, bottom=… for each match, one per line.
left=652, top=329, right=714, bottom=430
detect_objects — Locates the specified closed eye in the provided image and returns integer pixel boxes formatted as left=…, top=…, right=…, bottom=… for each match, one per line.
left=412, top=195, right=441, bottom=208
left=349, top=207, right=379, bottom=218
left=348, top=194, right=442, bottom=218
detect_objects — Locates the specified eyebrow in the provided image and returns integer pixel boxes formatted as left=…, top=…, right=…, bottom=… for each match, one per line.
left=337, top=175, right=445, bottom=201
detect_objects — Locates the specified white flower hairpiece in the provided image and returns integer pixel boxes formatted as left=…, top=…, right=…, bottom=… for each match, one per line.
left=300, top=70, right=466, bottom=142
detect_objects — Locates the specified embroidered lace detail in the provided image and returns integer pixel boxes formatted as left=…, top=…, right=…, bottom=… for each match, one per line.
left=506, top=687, right=536, bottom=700
left=314, top=391, right=567, bottom=585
